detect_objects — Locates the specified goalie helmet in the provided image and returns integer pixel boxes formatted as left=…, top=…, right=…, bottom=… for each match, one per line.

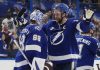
left=53, top=3, right=69, bottom=14
left=30, top=10, right=43, bottom=24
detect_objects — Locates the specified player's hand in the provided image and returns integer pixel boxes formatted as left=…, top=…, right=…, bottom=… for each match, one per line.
left=85, top=9, right=94, bottom=19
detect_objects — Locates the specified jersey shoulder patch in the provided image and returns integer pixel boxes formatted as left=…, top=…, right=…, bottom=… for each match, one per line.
left=21, top=28, right=29, bottom=35
left=34, top=26, right=42, bottom=31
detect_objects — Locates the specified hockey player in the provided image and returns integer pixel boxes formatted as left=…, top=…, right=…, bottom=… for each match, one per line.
left=14, top=10, right=47, bottom=70
left=42, top=3, right=94, bottom=70
left=75, top=22, right=99, bottom=70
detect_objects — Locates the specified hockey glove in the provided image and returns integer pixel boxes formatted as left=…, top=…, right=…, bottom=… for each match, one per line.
left=83, top=9, right=94, bottom=21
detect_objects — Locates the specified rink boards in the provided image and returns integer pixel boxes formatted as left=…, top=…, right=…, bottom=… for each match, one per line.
left=0, top=58, right=100, bottom=70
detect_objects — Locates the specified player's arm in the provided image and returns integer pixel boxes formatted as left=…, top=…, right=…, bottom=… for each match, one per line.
left=76, top=9, right=94, bottom=32
left=19, top=28, right=29, bottom=50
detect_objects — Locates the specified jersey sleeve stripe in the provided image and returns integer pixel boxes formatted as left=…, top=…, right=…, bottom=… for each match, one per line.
left=15, top=60, right=28, bottom=67
left=76, top=66, right=93, bottom=70
left=48, top=54, right=80, bottom=61
left=25, top=45, right=41, bottom=52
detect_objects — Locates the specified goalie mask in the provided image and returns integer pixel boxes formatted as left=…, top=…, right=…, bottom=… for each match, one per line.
left=30, top=10, right=43, bottom=25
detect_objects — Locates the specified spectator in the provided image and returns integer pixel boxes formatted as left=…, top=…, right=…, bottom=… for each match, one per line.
left=32, top=0, right=46, bottom=12
left=42, top=0, right=54, bottom=11
left=0, top=31, right=8, bottom=58
left=2, top=10, right=18, bottom=58
left=2, top=9, right=16, bottom=36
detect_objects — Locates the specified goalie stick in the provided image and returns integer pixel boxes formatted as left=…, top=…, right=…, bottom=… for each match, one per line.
left=9, top=34, right=33, bottom=68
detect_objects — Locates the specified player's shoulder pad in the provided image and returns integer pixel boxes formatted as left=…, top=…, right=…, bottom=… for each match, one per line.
left=43, top=20, right=57, bottom=29
left=91, top=37, right=100, bottom=45
left=34, top=25, right=42, bottom=31
left=47, top=20, right=57, bottom=25
left=73, top=19, right=79, bottom=23
left=91, top=37, right=98, bottom=42
left=21, top=28, right=29, bottom=35
left=21, top=24, right=31, bottom=34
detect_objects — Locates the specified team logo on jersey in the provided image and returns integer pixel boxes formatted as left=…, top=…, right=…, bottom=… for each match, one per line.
left=50, top=31, right=64, bottom=45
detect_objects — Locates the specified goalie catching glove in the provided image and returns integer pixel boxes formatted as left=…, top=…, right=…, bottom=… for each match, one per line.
left=83, top=9, right=94, bottom=21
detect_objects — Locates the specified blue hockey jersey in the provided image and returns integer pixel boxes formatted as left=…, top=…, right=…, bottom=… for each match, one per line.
left=42, top=18, right=92, bottom=63
left=19, top=24, right=47, bottom=59
left=14, top=24, right=47, bottom=70
left=76, top=35, right=99, bottom=68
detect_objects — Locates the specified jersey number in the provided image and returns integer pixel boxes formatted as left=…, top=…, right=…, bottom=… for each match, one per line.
left=33, top=34, right=41, bottom=42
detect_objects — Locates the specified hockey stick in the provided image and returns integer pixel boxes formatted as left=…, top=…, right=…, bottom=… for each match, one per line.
left=9, top=35, right=32, bottom=68
left=17, top=7, right=26, bottom=18
left=13, top=40, right=32, bottom=67
left=12, top=35, right=46, bottom=70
